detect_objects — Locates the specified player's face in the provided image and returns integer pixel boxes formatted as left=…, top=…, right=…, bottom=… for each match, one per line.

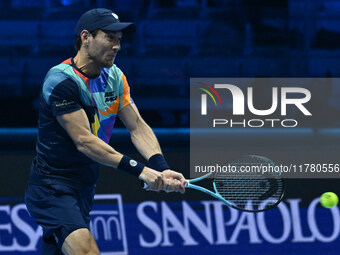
left=87, top=30, right=122, bottom=68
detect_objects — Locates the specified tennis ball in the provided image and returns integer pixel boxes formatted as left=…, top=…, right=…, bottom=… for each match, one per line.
left=320, top=192, right=338, bottom=208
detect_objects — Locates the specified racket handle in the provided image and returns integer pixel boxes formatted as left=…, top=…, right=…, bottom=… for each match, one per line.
left=142, top=180, right=185, bottom=190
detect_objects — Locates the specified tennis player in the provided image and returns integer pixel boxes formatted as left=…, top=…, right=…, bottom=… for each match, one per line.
left=25, top=8, right=185, bottom=255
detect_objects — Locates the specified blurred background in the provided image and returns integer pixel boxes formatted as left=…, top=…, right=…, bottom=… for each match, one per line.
left=2, top=0, right=340, bottom=128
left=1, top=0, right=340, bottom=254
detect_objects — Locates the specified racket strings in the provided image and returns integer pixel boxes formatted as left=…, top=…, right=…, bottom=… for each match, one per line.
left=214, top=157, right=284, bottom=211
left=215, top=178, right=284, bottom=207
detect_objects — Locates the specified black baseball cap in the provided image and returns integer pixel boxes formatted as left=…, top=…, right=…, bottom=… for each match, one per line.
left=75, top=8, right=136, bottom=36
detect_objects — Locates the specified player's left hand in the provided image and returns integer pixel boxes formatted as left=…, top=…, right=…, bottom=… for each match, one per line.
left=161, top=170, right=186, bottom=194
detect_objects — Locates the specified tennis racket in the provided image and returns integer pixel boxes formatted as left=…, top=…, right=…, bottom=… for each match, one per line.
left=185, top=155, right=285, bottom=212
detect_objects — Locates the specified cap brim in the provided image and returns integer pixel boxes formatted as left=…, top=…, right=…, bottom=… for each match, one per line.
left=101, top=22, right=136, bottom=34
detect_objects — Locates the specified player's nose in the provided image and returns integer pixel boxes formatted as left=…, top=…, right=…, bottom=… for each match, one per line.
left=112, top=42, right=121, bottom=51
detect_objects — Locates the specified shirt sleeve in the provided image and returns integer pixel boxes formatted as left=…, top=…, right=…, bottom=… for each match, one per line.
left=44, top=78, right=83, bottom=116
left=118, top=73, right=134, bottom=111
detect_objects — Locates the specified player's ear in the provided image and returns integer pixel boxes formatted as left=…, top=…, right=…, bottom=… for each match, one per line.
left=80, top=30, right=90, bottom=48
left=80, top=30, right=90, bottom=42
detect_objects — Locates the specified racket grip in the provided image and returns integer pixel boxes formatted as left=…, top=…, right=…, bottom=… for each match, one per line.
left=143, top=180, right=185, bottom=190
left=140, top=180, right=149, bottom=189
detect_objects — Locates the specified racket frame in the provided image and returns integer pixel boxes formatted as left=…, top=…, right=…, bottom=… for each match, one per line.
left=185, top=169, right=285, bottom=212
left=185, top=172, right=234, bottom=208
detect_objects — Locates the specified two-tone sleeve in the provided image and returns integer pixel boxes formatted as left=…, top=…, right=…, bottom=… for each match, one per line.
left=43, top=77, right=83, bottom=116
left=118, top=73, right=134, bottom=111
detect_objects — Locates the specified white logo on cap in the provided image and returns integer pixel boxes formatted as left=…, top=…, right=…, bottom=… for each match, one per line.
left=129, top=160, right=137, bottom=167
left=112, top=13, right=119, bottom=19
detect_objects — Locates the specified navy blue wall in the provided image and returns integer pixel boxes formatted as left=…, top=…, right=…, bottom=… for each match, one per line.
left=2, top=0, right=340, bottom=127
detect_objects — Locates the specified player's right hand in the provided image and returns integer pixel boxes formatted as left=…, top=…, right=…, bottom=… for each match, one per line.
left=161, top=169, right=186, bottom=194
left=139, top=167, right=184, bottom=193
left=138, top=167, right=164, bottom=191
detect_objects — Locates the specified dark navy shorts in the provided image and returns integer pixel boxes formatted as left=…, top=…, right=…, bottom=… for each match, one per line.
left=25, top=183, right=95, bottom=253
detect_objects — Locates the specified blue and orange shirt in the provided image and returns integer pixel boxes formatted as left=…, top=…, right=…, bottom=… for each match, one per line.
left=29, top=58, right=133, bottom=187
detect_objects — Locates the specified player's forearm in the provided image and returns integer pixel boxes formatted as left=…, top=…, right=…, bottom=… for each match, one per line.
left=76, top=133, right=123, bottom=168
left=76, top=133, right=170, bottom=181
left=130, top=120, right=162, bottom=160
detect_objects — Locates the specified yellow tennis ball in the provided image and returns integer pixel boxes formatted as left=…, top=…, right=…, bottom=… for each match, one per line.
left=320, top=192, right=339, bottom=208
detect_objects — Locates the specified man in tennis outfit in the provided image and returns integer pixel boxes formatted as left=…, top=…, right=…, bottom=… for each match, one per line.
left=25, top=8, right=185, bottom=255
